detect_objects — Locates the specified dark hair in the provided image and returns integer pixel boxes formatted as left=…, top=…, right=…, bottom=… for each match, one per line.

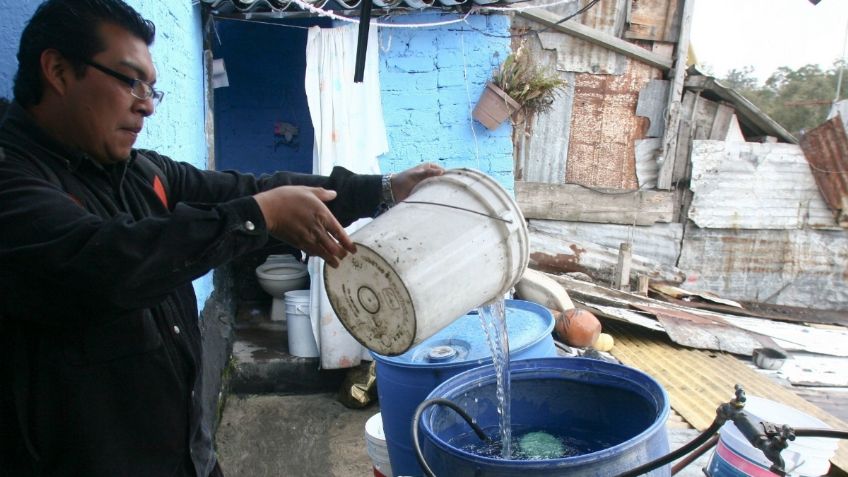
left=13, top=0, right=156, bottom=107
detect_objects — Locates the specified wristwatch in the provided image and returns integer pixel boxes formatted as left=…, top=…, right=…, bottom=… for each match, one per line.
left=381, top=173, right=395, bottom=208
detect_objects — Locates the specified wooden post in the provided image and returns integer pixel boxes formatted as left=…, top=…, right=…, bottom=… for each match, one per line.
left=637, top=275, right=650, bottom=296
left=613, top=243, right=632, bottom=291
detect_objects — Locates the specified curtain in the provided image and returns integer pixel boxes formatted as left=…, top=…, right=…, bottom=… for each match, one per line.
left=304, top=22, right=388, bottom=369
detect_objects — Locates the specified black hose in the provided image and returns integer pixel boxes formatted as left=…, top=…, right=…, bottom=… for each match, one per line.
left=671, top=434, right=718, bottom=475
left=793, top=428, right=848, bottom=440
left=612, top=420, right=724, bottom=477
left=412, top=398, right=492, bottom=477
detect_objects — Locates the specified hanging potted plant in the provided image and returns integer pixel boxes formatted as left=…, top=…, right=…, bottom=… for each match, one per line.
left=473, top=46, right=568, bottom=130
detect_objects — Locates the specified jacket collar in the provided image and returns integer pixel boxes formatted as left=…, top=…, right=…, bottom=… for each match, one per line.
left=0, top=101, right=134, bottom=173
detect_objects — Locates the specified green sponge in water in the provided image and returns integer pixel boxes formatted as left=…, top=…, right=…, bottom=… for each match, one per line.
left=518, top=431, right=564, bottom=460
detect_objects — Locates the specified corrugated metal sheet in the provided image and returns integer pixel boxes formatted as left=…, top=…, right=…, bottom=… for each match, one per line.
left=624, top=0, right=682, bottom=42
left=566, top=59, right=661, bottom=189
left=799, top=115, right=848, bottom=227
left=685, top=74, right=797, bottom=144
left=688, top=140, right=838, bottom=230
left=515, top=74, right=576, bottom=183
left=525, top=0, right=630, bottom=75
left=605, top=319, right=848, bottom=472
left=635, top=137, right=661, bottom=187
left=677, top=223, right=848, bottom=311
left=528, top=219, right=683, bottom=266
left=529, top=226, right=686, bottom=283
left=514, top=33, right=576, bottom=184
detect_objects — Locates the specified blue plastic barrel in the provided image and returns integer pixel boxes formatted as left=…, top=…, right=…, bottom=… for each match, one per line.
left=418, top=357, right=671, bottom=477
left=373, top=299, right=556, bottom=477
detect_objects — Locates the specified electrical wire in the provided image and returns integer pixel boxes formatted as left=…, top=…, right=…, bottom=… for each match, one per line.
left=212, top=0, right=599, bottom=35
left=467, top=0, right=600, bottom=39
left=611, top=420, right=725, bottom=477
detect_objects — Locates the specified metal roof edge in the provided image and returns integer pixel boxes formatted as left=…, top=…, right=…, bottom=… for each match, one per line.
left=684, top=67, right=798, bottom=144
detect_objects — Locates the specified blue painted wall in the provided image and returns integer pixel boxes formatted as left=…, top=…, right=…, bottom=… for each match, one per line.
left=212, top=17, right=331, bottom=175
left=210, top=12, right=514, bottom=189
left=0, top=0, right=40, bottom=100
left=376, top=13, right=514, bottom=191
left=0, top=1, right=211, bottom=310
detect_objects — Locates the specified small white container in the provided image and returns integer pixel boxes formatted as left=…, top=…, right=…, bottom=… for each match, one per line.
left=284, top=290, right=318, bottom=358
left=365, top=412, right=393, bottom=477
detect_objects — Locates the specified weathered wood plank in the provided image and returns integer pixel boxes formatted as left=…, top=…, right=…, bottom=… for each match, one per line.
left=624, top=0, right=681, bottom=42
left=517, top=9, right=673, bottom=71
left=657, top=0, right=695, bottom=190
left=516, top=181, right=675, bottom=225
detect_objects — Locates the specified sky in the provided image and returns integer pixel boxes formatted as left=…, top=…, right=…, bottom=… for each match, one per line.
left=690, top=0, right=848, bottom=83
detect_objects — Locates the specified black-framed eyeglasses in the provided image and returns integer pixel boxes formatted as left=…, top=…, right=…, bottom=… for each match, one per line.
left=81, top=59, right=165, bottom=107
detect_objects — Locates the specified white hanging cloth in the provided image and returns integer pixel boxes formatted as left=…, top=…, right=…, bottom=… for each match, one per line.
left=304, top=22, right=388, bottom=369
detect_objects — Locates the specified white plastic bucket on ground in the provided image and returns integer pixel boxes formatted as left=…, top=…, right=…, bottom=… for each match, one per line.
left=365, top=412, right=393, bottom=477
left=284, top=290, right=318, bottom=357
left=323, top=168, right=529, bottom=356
left=710, top=395, right=837, bottom=476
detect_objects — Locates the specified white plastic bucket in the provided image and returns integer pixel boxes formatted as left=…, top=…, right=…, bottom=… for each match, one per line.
left=324, top=168, right=529, bottom=356
left=284, top=290, right=318, bottom=358
left=365, top=412, right=393, bottom=477
left=712, top=395, right=837, bottom=476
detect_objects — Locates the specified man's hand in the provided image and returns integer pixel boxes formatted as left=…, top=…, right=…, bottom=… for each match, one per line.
left=390, top=163, right=445, bottom=202
left=253, top=186, right=356, bottom=268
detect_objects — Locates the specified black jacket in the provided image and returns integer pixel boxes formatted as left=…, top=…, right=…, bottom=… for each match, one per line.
left=0, top=102, right=382, bottom=477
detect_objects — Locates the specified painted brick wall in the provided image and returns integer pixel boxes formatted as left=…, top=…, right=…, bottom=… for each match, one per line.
left=0, top=2, right=211, bottom=309
left=0, top=0, right=40, bottom=99
left=377, top=13, right=515, bottom=191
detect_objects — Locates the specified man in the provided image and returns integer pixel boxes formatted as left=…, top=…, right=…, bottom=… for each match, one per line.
left=0, top=1, right=443, bottom=476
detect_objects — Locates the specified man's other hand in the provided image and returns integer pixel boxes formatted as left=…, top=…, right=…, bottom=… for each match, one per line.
left=254, top=186, right=356, bottom=268
left=391, top=163, right=444, bottom=202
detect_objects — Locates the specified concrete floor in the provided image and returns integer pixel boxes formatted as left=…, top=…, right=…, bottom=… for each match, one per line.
left=214, top=393, right=716, bottom=477
left=216, top=393, right=378, bottom=477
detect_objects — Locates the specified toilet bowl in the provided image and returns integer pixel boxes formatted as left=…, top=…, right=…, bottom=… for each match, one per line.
left=255, top=256, right=309, bottom=322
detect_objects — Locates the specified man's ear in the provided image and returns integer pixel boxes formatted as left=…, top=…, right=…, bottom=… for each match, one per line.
left=40, top=49, right=73, bottom=97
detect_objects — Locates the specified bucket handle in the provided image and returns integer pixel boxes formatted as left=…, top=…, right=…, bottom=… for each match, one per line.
left=289, top=304, right=309, bottom=314
left=403, top=200, right=513, bottom=224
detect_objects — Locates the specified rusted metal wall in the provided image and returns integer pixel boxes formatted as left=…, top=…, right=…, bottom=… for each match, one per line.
left=678, top=224, right=848, bottom=311
left=799, top=115, right=848, bottom=227
left=688, top=140, right=838, bottom=230
left=565, top=59, right=661, bottom=189
left=513, top=33, right=576, bottom=184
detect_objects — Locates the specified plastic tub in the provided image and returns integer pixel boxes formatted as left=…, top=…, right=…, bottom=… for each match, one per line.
left=374, top=300, right=556, bottom=477
left=418, top=357, right=671, bottom=477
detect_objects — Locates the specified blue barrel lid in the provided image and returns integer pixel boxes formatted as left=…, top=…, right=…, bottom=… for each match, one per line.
left=372, top=299, right=554, bottom=368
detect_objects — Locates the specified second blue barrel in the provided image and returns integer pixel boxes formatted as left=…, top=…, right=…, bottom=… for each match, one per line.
left=372, top=299, right=556, bottom=477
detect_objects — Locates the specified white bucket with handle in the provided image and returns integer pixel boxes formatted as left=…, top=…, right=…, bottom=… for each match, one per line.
left=323, top=168, right=529, bottom=356
left=284, top=290, right=318, bottom=357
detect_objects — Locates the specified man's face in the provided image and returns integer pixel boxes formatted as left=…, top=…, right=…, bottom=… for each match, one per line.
left=63, top=23, right=157, bottom=164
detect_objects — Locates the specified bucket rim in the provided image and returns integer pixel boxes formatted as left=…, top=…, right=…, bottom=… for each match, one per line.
left=419, top=357, right=670, bottom=468
left=408, top=168, right=529, bottom=297
left=370, top=300, right=554, bottom=368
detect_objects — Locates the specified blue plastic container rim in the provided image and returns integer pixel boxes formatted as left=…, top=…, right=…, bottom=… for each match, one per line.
left=370, top=299, right=555, bottom=370
left=419, top=357, right=671, bottom=469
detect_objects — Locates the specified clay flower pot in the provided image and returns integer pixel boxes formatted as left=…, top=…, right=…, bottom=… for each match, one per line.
left=472, top=82, right=521, bottom=130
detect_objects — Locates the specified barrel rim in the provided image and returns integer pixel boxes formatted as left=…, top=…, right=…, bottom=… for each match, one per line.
left=420, top=356, right=671, bottom=468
